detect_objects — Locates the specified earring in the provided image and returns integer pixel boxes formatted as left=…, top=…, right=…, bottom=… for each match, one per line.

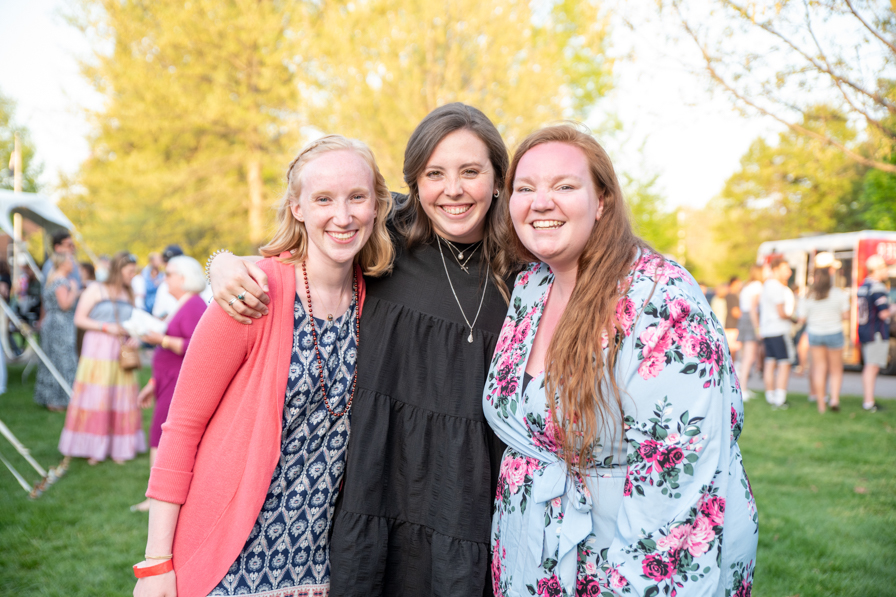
left=493, top=190, right=499, bottom=198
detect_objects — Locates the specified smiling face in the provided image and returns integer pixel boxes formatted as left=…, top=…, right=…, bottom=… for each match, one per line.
left=509, top=142, right=603, bottom=273
left=417, top=128, right=497, bottom=244
left=291, top=149, right=377, bottom=269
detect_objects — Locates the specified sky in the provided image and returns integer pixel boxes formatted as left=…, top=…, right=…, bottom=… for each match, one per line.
left=0, top=0, right=775, bottom=208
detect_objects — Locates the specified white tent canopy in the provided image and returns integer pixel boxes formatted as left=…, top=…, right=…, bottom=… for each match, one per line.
left=0, top=189, right=75, bottom=237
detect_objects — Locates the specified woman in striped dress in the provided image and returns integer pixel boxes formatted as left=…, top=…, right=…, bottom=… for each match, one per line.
left=59, top=251, right=146, bottom=464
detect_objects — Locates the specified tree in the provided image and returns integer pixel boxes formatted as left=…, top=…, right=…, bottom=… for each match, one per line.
left=63, top=0, right=304, bottom=258
left=0, top=91, right=42, bottom=193
left=622, top=173, right=678, bottom=255
left=65, top=0, right=615, bottom=258
left=294, top=0, right=613, bottom=187
left=712, top=105, right=867, bottom=276
left=859, top=159, right=896, bottom=230
left=659, top=0, right=896, bottom=174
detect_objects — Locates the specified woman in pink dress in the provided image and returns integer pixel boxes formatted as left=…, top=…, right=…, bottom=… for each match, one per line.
left=131, top=255, right=208, bottom=511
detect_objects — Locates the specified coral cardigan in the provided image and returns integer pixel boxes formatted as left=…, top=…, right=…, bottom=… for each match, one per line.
left=147, top=254, right=366, bottom=597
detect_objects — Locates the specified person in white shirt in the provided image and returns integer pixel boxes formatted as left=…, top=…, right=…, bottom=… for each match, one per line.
left=737, top=265, right=764, bottom=399
left=797, top=253, right=849, bottom=413
left=759, top=257, right=794, bottom=407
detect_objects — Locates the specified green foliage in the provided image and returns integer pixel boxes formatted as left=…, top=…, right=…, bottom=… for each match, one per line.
left=713, top=106, right=867, bottom=278
left=622, top=173, right=678, bottom=255
left=2, top=365, right=895, bottom=596
left=62, top=0, right=304, bottom=258
left=858, top=163, right=896, bottom=231
left=0, top=91, right=42, bottom=193
left=302, top=0, right=614, bottom=188
left=63, top=0, right=615, bottom=261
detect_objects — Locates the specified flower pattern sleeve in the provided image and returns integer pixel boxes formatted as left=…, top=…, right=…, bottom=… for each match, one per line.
left=482, top=255, right=757, bottom=597
left=602, top=262, right=752, bottom=596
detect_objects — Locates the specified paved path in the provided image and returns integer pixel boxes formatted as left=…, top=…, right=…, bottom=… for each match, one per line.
left=745, top=370, right=896, bottom=400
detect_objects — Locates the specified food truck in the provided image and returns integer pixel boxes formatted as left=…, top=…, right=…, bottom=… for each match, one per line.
left=756, top=230, right=896, bottom=372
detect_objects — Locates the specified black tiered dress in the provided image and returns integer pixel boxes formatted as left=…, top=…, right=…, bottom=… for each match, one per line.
left=329, top=235, right=509, bottom=597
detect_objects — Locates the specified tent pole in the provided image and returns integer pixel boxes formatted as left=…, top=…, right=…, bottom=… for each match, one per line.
left=0, top=419, right=47, bottom=478
left=0, top=296, right=72, bottom=398
left=0, top=448, right=34, bottom=493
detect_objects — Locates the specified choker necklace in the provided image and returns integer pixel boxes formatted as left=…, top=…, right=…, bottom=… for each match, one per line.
left=301, top=261, right=359, bottom=417
left=436, top=238, right=489, bottom=343
left=439, top=237, right=482, bottom=273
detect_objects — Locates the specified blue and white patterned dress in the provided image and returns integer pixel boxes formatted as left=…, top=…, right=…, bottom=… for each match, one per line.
left=209, top=294, right=357, bottom=597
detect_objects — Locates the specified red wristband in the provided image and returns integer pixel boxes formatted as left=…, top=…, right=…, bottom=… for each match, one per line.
left=133, top=559, right=174, bottom=578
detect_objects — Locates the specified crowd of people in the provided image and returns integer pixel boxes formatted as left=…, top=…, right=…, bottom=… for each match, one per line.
left=706, top=252, right=891, bottom=413
left=24, top=232, right=210, bottom=477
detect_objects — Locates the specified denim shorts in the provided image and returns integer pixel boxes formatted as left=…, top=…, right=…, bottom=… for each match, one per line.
left=807, top=331, right=844, bottom=349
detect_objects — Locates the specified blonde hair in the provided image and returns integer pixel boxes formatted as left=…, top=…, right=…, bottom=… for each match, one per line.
left=506, top=125, right=650, bottom=474
left=261, top=135, right=394, bottom=276
left=50, top=252, right=68, bottom=270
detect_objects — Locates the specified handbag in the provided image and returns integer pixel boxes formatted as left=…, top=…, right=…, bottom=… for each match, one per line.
left=119, top=343, right=141, bottom=371
left=109, top=287, right=141, bottom=371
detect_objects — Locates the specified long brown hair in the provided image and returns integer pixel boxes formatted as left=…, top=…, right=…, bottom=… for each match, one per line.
left=810, top=268, right=832, bottom=300
left=261, top=135, right=394, bottom=276
left=394, top=103, right=514, bottom=302
left=506, top=125, right=650, bottom=473
left=106, top=251, right=136, bottom=304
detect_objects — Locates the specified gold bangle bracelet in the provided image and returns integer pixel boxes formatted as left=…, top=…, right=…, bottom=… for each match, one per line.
left=144, top=554, right=173, bottom=560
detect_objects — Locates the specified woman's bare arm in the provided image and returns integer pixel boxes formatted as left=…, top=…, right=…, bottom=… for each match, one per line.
left=208, top=253, right=269, bottom=324
left=133, top=499, right=180, bottom=597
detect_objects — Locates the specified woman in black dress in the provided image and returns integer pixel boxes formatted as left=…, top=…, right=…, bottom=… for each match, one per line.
left=209, top=103, right=515, bottom=596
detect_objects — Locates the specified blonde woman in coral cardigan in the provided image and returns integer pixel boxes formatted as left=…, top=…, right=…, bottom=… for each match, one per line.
left=133, top=135, right=393, bottom=597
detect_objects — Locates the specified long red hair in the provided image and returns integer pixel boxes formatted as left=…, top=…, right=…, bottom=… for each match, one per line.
left=505, top=125, right=652, bottom=473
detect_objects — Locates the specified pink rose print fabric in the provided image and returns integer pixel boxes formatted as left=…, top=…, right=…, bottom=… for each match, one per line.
left=483, top=255, right=757, bottom=597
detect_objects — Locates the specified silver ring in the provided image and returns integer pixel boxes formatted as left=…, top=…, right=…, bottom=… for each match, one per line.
left=228, top=298, right=237, bottom=306
left=236, top=293, right=246, bottom=302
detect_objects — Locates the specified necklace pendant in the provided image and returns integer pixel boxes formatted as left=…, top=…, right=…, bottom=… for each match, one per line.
left=457, top=252, right=464, bottom=260
left=468, top=332, right=474, bottom=343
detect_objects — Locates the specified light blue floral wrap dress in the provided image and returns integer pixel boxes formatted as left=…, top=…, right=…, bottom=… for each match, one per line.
left=483, top=253, right=758, bottom=597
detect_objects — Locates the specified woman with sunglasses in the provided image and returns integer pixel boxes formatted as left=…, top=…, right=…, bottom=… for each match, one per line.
left=59, top=251, right=145, bottom=465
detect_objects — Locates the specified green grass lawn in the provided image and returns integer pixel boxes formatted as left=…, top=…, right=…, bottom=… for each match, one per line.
left=1, top=365, right=895, bottom=596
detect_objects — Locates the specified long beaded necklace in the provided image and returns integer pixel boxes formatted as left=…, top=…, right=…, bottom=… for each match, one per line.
left=301, top=261, right=359, bottom=418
